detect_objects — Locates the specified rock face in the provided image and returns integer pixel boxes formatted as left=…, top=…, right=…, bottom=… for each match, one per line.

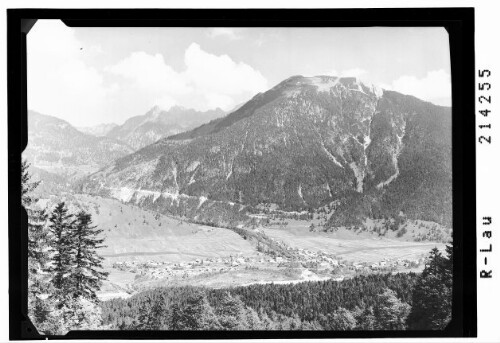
left=24, top=111, right=134, bottom=179
left=106, top=106, right=226, bottom=150
left=81, top=76, right=452, bottom=228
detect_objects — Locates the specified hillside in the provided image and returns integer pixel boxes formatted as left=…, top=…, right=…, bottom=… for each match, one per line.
left=23, top=111, right=134, bottom=179
left=80, top=75, right=452, bottom=229
left=78, top=123, right=118, bottom=137
left=106, top=106, right=226, bottom=150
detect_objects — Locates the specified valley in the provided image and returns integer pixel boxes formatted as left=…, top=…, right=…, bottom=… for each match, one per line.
left=26, top=75, right=452, bottom=306
left=37, top=193, right=445, bottom=301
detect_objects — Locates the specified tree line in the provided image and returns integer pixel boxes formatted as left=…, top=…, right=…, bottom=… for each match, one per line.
left=23, top=157, right=452, bottom=332
left=23, top=161, right=108, bottom=335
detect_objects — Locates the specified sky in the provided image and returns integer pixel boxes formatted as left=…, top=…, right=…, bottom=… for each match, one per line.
left=27, top=21, right=451, bottom=127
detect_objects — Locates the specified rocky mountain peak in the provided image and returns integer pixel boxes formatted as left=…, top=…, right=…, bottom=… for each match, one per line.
left=82, top=75, right=451, bottom=229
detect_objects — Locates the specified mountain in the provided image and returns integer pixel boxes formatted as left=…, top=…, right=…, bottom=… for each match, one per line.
left=78, top=123, right=118, bottom=137
left=81, top=75, right=452, bottom=228
left=105, top=106, right=226, bottom=150
left=23, top=111, right=134, bottom=179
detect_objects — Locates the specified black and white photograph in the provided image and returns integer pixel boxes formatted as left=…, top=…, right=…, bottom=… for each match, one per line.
left=19, top=21, right=457, bottom=335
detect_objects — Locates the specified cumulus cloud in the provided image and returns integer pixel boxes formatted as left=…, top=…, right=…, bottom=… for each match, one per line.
left=207, top=28, right=242, bottom=40
left=107, top=52, right=191, bottom=95
left=27, top=20, right=114, bottom=127
left=381, top=70, right=451, bottom=106
left=108, top=43, right=268, bottom=112
left=28, top=22, right=267, bottom=125
left=184, top=43, right=267, bottom=96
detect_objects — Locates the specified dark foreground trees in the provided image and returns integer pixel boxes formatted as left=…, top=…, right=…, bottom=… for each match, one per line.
left=71, top=211, right=109, bottom=301
left=407, top=245, right=453, bottom=330
left=22, top=161, right=108, bottom=334
left=101, top=245, right=453, bottom=332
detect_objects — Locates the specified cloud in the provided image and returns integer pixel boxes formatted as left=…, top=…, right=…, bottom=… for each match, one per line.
left=107, top=52, right=191, bottom=95
left=108, top=43, right=268, bottom=112
left=28, top=22, right=267, bottom=125
left=381, top=70, right=451, bottom=106
left=340, top=68, right=367, bottom=78
left=27, top=20, right=114, bottom=127
left=321, top=68, right=366, bottom=78
left=184, top=43, right=267, bottom=96
left=207, top=28, right=242, bottom=40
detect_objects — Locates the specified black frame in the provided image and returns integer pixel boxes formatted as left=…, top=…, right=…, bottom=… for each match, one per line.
left=7, top=8, right=476, bottom=340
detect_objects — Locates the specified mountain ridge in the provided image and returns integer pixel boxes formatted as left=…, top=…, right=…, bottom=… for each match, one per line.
left=23, top=110, right=134, bottom=179
left=80, top=75, right=452, bottom=229
left=106, top=105, right=226, bottom=150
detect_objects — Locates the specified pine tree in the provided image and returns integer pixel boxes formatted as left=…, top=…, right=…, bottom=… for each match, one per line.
left=168, top=302, right=183, bottom=330
left=70, top=210, right=108, bottom=301
left=328, top=307, right=357, bottom=330
left=374, top=288, right=411, bottom=330
left=135, top=295, right=168, bottom=330
left=22, top=160, right=49, bottom=276
left=183, top=292, right=219, bottom=330
left=215, top=292, right=246, bottom=330
left=407, top=245, right=452, bottom=330
left=356, top=306, right=376, bottom=330
left=47, top=202, right=74, bottom=303
left=22, top=160, right=52, bottom=329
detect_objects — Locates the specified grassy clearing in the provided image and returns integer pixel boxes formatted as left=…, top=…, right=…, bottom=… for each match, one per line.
left=262, top=220, right=446, bottom=263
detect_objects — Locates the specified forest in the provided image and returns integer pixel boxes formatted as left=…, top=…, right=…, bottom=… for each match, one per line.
left=24, top=161, right=109, bottom=335
left=101, top=247, right=452, bottom=331
left=23, top=159, right=453, bottom=333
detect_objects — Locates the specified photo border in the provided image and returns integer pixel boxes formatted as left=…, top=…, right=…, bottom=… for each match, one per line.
left=7, top=7, right=476, bottom=340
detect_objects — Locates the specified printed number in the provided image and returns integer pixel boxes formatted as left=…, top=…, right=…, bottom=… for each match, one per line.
left=479, top=83, right=491, bottom=91
left=479, top=136, right=491, bottom=144
left=480, top=109, right=491, bottom=117
left=479, top=96, right=491, bottom=104
left=479, top=70, right=491, bottom=78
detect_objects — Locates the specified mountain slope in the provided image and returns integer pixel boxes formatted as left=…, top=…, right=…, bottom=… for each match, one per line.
left=81, top=75, right=451, bottom=228
left=23, top=111, right=134, bottom=179
left=78, top=123, right=118, bottom=137
left=106, top=106, right=226, bottom=150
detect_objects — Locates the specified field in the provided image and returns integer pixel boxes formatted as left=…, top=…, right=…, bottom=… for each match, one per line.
left=38, top=194, right=446, bottom=300
left=261, top=220, right=446, bottom=263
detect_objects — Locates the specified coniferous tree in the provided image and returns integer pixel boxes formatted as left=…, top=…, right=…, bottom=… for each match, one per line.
left=407, top=245, right=452, bottom=330
left=329, top=307, right=357, bottom=330
left=22, top=160, right=52, bottom=329
left=70, top=210, right=108, bottom=301
left=135, top=294, right=168, bottom=330
left=356, top=306, right=376, bottom=330
left=22, top=161, right=49, bottom=276
left=168, top=302, right=183, bottom=330
left=374, top=288, right=411, bottom=330
left=215, top=292, right=247, bottom=330
left=47, top=202, right=74, bottom=302
left=183, top=292, right=220, bottom=330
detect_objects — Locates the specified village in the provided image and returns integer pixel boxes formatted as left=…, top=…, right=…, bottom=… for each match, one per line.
left=110, top=245, right=428, bottom=283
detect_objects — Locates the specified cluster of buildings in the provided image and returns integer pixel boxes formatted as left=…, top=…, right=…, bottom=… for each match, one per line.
left=110, top=246, right=427, bottom=282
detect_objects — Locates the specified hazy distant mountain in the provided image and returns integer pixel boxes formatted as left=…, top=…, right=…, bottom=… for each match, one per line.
left=81, top=75, right=451, bottom=228
left=24, top=111, right=134, bottom=179
left=78, top=123, right=118, bottom=137
left=106, top=106, right=226, bottom=150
